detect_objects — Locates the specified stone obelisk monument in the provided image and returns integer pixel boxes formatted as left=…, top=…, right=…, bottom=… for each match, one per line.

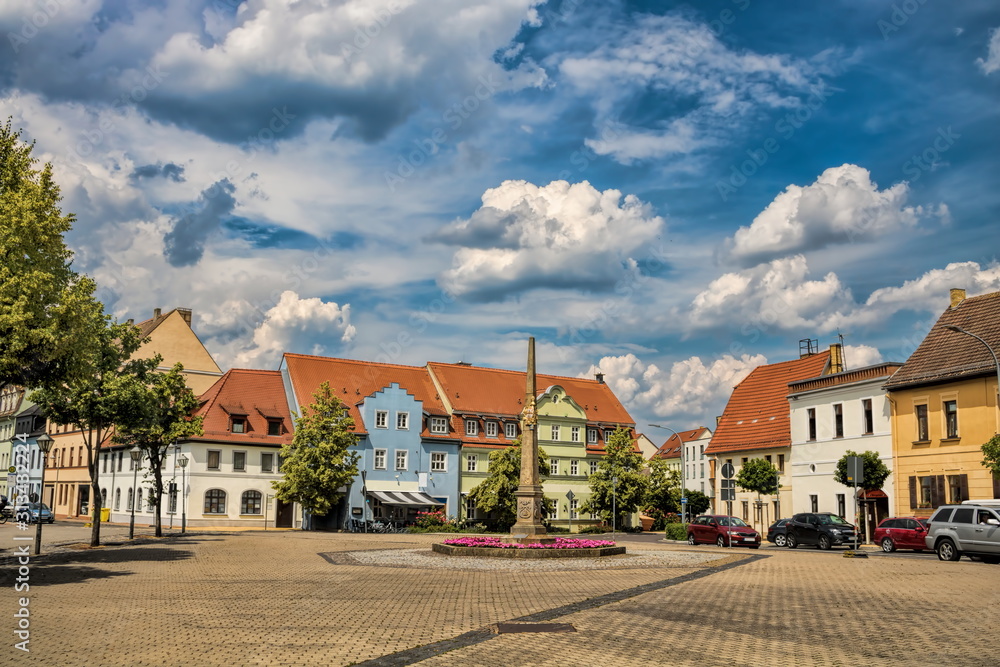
left=510, top=336, right=550, bottom=542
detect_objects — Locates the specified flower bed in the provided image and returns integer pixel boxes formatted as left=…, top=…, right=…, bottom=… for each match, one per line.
left=433, top=536, right=626, bottom=558
left=442, top=536, right=616, bottom=549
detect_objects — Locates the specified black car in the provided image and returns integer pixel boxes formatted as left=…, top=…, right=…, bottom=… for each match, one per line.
left=766, top=518, right=791, bottom=547
left=785, top=512, right=857, bottom=550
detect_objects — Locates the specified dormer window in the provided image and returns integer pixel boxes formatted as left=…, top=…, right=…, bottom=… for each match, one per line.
left=588, top=428, right=598, bottom=444
left=465, top=419, right=479, bottom=437
left=267, top=419, right=282, bottom=436
left=505, top=422, right=517, bottom=439
left=231, top=417, right=246, bottom=434
left=485, top=421, right=498, bottom=438
left=430, top=417, right=448, bottom=435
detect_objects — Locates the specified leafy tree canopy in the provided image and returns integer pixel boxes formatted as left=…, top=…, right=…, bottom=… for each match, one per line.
left=833, top=450, right=891, bottom=491
left=272, top=382, right=360, bottom=518
left=735, top=458, right=781, bottom=496
left=466, top=438, right=551, bottom=531
left=0, top=118, right=101, bottom=389
left=982, top=434, right=1000, bottom=477
left=582, top=427, right=649, bottom=528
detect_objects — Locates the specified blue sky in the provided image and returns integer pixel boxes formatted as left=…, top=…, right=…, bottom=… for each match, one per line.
left=3, top=0, right=999, bottom=438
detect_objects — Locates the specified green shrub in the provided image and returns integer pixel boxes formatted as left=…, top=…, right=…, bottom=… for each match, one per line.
left=579, top=525, right=608, bottom=534
left=664, top=523, right=689, bottom=541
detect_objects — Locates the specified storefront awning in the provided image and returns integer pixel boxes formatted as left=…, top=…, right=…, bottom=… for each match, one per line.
left=856, top=489, right=888, bottom=500
left=367, top=490, right=441, bottom=506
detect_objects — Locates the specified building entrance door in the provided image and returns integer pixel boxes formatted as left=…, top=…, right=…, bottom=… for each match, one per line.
left=275, top=500, right=294, bottom=528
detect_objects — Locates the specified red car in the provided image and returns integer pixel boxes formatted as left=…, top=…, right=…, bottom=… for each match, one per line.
left=687, top=514, right=761, bottom=548
left=874, top=517, right=928, bottom=552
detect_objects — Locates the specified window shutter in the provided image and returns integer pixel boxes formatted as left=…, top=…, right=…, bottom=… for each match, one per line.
left=958, top=474, right=969, bottom=502
left=931, top=475, right=945, bottom=508
left=994, top=472, right=1000, bottom=500
left=908, top=476, right=917, bottom=510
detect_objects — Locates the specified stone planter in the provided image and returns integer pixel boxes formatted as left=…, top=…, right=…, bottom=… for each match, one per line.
left=432, top=543, right=626, bottom=558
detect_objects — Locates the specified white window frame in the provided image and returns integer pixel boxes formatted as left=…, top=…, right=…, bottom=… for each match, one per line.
left=394, top=450, right=408, bottom=471
left=430, top=417, right=448, bottom=435
left=233, top=451, right=246, bottom=472
left=207, top=450, right=221, bottom=470
left=466, top=454, right=478, bottom=472
left=430, top=452, right=447, bottom=472
left=570, top=459, right=579, bottom=476
left=570, top=498, right=579, bottom=519
left=549, top=459, right=559, bottom=476
left=604, top=429, right=614, bottom=442
left=485, top=421, right=499, bottom=438
left=550, top=424, right=560, bottom=440
left=571, top=426, right=580, bottom=442
left=261, top=452, right=274, bottom=473
left=588, top=428, right=598, bottom=444
left=396, top=412, right=409, bottom=430
left=374, top=449, right=387, bottom=470
left=589, top=460, right=599, bottom=475
left=505, top=422, right=517, bottom=438
left=375, top=410, right=388, bottom=429
left=465, top=419, right=479, bottom=437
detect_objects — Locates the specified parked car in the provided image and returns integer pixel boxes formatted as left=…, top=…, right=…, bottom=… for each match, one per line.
left=14, top=502, right=55, bottom=524
left=925, top=501, right=1000, bottom=562
left=766, top=518, right=791, bottom=547
left=874, top=517, right=928, bottom=552
left=785, top=512, right=857, bottom=550
left=687, top=514, right=761, bottom=548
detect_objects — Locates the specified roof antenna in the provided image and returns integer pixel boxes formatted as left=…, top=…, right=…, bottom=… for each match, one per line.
left=838, top=330, right=847, bottom=370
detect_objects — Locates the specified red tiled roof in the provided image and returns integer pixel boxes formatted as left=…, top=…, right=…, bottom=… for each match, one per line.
left=282, top=354, right=450, bottom=437
left=706, top=351, right=831, bottom=454
left=883, top=291, right=1000, bottom=390
left=189, top=369, right=294, bottom=446
left=652, top=427, right=710, bottom=460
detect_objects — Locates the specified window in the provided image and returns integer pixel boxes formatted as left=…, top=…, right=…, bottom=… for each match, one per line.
left=267, top=420, right=282, bottom=436
left=117, top=451, right=123, bottom=472
left=915, top=404, right=929, bottom=441
left=807, top=408, right=817, bottom=441
left=102, top=453, right=108, bottom=473
left=126, top=488, right=134, bottom=511
left=396, top=412, right=409, bottom=430
left=430, top=417, right=448, bottom=435
left=862, top=399, right=874, bottom=434
left=570, top=460, right=579, bottom=476
left=837, top=493, right=845, bottom=518
left=742, top=500, right=749, bottom=520
left=589, top=460, right=598, bottom=475
left=485, top=421, right=498, bottom=438
left=464, top=496, right=476, bottom=520
left=919, top=476, right=934, bottom=508
left=233, top=451, right=246, bottom=472
left=833, top=404, right=843, bottom=438
left=208, top=450, right=221, bottom=470
left=741, top=457, right=748, bottom=465
left=549, top=459, right=559, bottom=475
left=231, top=417, right=246, bottom=434
left=114, top=488, right=121, bottom=511
left=944, top=400, right=958, bottom=439
left=505, top=422, right=517, bottom=439
left=947, top=474, right=968, bottom=504
left=588, top=428, right=598, bottom=444
left=810, top=495, right=818, bottom=512
left=465, top=419, right=478, bottom=437
left=571, top=426, right=580, bottom=442
left=778, top=454, right=785, bottom=473
left=374, top=449, right=387, bottom=470
left=101, top=488, right=107, bottom=506
left=550, top=425, right=560, bottom=441
left=168, top=485, right=177, bottom=513
left=431, top=452, right=446, bottom=472
left=204, top=489, right=227, bottom=514
left=395, top=450, right=408, bottom=471
left=375, top=411, right=388, bottom=429
left=136, top=489, right=143, bottom=512
left=700, top=462, right=705, bottom=478
left=241, top=490, right=262, bottom=515
left=466, top=454, right=478, bottom=472
left=261, top=452, right=274, bottom=473
left=604, top=429, right=614, bottom=442
left=570, top=499, right=579, bottom=519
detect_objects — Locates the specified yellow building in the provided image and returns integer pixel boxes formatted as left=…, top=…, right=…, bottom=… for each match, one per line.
left=884, top=289, right=1000, bottom=517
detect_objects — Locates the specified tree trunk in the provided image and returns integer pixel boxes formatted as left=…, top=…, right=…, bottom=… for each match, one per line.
left=87, top=425, right=103, bottom=548
left=151, top=452, right=163, bottom=537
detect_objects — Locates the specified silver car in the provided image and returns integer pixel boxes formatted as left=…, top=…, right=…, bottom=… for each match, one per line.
left=925, top=501, right=1000, bottom=562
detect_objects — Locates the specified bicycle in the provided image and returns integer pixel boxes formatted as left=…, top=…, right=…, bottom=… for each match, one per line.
left=0, top=506, right=11, bottom=524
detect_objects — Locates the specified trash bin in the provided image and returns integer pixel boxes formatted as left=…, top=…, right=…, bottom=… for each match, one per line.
left=101, top=507, right=110, bottom=522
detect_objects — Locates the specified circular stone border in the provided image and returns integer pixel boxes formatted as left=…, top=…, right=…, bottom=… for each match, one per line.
left=432, top=543, right=626, bottom=558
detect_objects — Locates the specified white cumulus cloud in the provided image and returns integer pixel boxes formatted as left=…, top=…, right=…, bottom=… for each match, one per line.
left=976, top=27, right=1000, bottom=75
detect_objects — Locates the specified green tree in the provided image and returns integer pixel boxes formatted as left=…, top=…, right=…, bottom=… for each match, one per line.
left=466, top=438, right=552, bottom=531
left=981, top=434, right=1000, bottom=478
left=582, top=427, right=649, bottom=529
left=0, top=119, right=101, bottom=389
left=683, top=489, right=711, bottom=516
left=643, top=457, right=681, bottom=529
left=272, top=382, right=360, bottom=523
left=30, top=316, right=158, bottom=546
left=735, top=458, right=781, bottom=496
left=833, top=450, right=891, bottom=491
left=113, top=363, right=204, bottom=537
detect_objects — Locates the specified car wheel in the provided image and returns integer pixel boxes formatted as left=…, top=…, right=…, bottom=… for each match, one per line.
left=774, top=534, right=787, bottom=547
left=881, top=537, right=896, bottom=553
left=818, top=535, right=831, bottom=550
left=786, top=533, right=798, bottom=549
left=687, top=533, right=696, bottom=545
left=716, top=535, right=727, bottom=548
left=936, top=539, right=961, bottom=562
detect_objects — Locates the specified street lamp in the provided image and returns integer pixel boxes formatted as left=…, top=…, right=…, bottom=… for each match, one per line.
left=649, top=424, right=686, bottom=524
left=611, top=474, right=618, bottom=541
left=945, top=324, right=1000, bottom=417
left=169, top=441, right=179, bottom=530
left=128, top=446, right=142, bottom=540
left=33, top=433, right=53, bottom=556
left=178, top=455, right=188, bottom=534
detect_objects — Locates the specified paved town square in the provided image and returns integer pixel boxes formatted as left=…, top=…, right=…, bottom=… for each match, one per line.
left=3, top=528, right=997, bottom=667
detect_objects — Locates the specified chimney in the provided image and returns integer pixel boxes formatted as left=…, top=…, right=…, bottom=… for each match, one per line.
left=950, top=288, right=966, bottom=309
left=178, top=308, right=193, bottom=327
left=715, top=415, right=722, bottom=427
left=829, top=343, right=844, bottom=374
left=153, top=307, right=161, bottom=319
left=595, top=371, right=605, bottom=384
left=126, top=318, right=134, bottom=326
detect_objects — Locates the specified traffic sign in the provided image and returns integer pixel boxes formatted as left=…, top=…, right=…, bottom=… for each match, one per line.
left=680, top=497, right=688, bottom=504
left=721, top=462, right=735, bottom=479
left=566, top=490, right=575, bottom=501
left=846, top=456, right=864, bottom=485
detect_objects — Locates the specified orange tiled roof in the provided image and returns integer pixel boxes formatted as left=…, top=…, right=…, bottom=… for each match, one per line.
left=282, top=354, right=451, bottom=437
left=706, top=351, right=831, bottom=454
left=883, top=290, right=1000, bottom=390
left=652, top=427, right=710, bottom=460
left=189, top=369, right=294, bottom=446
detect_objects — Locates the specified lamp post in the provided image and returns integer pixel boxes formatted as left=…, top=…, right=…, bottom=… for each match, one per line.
left=611, top=474, right=618, bottom=541
left=128, top=446, right=142, bottom=540
left=178, top=455, right=188, bottom=534
left=169, top=441, right=179, bottom=530
left=945, top=324, right=1000, bottom=419
left=33, top=433, right=53, bottom=556
left=649, top=424, right=685, bottom=525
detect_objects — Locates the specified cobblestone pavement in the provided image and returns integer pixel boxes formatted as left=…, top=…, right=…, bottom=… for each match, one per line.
left=2, top=531, right=996, bottom=666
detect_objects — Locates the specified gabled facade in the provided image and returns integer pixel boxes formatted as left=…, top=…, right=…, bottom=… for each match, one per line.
left=0, top=384, right=26, bottom=498
left=884, top=289, right=1000, bottom=517
left=3, top=399, right=48, bottom=505
left=788, top=362, right=902, bottom=537
left=706, top=348, right=833, bottom=530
